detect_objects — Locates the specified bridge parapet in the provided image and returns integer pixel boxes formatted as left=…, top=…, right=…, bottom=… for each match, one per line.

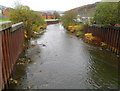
left=45, top=20, right=59, bottom=25
left=0, top=21, right=24, bottom=90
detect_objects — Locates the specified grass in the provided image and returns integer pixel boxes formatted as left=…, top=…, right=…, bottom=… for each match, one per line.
left=0, top=19, right=10, bottom=22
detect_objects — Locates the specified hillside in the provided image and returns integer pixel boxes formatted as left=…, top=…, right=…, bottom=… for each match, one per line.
left=65, top=2, right=100, bottom=17
left=38, top=10, right=64, bottom=14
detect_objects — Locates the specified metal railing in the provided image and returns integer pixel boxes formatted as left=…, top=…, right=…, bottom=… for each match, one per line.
left=46, top=20, right=59, bottom=25
left=0, top=21, right=24, bottom=90
left=84, top=25, right=120, bottom=55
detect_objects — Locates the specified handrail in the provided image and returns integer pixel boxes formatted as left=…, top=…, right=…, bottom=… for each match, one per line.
left=12, top=22, right=24, bottom=32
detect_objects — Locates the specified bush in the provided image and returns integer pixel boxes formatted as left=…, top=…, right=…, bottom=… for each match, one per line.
left=61, top=11, right=77, bottom=28
left=67, top=23, right=84, bottom=33
left=94, top=2, right=120, bottom=26
left=8, top=5, right=46, bottom=40
left=76, top=31, right=83, bottom=37
left=76, top=23, right=84, bottom=31
left=85, top=33, right=95, bottom=41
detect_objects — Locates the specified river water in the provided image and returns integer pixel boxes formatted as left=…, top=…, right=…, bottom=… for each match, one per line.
left=9, top=24, right=119, bottom=89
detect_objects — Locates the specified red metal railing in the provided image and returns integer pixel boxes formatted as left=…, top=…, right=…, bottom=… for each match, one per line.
left=84, top=25, right=120, bottom=55
left=0, top=21, right=24, bottom=90
left=46, top=20, right=59, bottom=25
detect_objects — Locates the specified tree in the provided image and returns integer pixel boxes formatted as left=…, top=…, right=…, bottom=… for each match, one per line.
left=94, top=2, right=120, bottom=26
left=61, top=10, right=77, bottom=28
left=8, top=5, right=45, bottom=39
left=53, top=11, right=60, bottom=19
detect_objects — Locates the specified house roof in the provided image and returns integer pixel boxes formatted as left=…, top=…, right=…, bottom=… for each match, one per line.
left=0, top=5, right=7, bottom=11
left=0, top=5, right=12, bottom=12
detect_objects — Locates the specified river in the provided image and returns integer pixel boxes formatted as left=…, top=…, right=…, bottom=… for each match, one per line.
left=9, top=24, right=119, bottom=89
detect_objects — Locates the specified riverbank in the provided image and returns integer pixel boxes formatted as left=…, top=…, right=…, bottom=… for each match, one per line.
left=65, top=25, right=120, bottom=57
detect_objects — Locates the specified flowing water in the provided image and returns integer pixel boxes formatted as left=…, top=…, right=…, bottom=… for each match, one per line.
left=8, top=24, right=119, bottom=89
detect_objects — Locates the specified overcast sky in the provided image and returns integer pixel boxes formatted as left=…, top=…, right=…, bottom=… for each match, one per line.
left=0, top=0, right=102, bottom=11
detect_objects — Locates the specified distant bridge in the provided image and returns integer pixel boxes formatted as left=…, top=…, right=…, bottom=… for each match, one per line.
left=45, top=20, right=59, bottom=25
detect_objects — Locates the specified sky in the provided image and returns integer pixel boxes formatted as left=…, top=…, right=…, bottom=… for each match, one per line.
left=0, top=0, right=102, bottom=11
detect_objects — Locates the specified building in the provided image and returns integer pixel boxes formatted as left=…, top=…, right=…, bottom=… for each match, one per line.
left=0, top=5, right=12, bottom=19
left=3, top=8, right=12, bottom=17
left=42, top=13, right=56, bottom=19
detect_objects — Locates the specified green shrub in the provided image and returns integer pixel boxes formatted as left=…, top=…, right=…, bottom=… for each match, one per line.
left=94, top=2, right=120, bottom=25
left=8, top=5, right=46, bottom=40
left=61, top=11, right=77, bottom=28
left=76, top=23, right=84, bottom=31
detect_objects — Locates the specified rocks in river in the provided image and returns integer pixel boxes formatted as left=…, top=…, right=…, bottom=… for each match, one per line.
left=42, top=44, right=46, bottom=46
left=9, top=78, right=18, bottom=85
left=99, top=48, right=103, bottom=50
left=27, top=85, right=34, bottom=89
left=39, top=44, right=46, bottom=47
left=17, top=57, right=32, bottom=65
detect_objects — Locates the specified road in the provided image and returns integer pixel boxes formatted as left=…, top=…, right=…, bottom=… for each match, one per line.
left=9, top=24, right=119, bottom=89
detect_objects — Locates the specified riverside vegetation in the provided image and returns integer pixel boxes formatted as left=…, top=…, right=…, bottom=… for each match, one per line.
left=8, top=5, right=46, bottom=40
left=61, top=11, right=84, bottom=37
left=61, top=2, right=120, bottom=48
